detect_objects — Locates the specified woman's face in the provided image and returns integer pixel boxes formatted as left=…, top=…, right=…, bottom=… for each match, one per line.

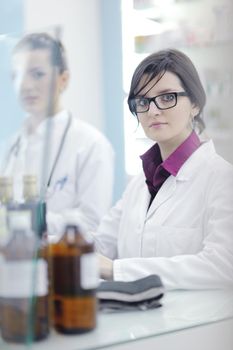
left=137, top=71, right=199, bottom=149
left=12, top=48, right=68, bottom=118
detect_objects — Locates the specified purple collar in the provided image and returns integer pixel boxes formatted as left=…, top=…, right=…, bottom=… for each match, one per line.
left=162, top=131, right=201, bottom=176
left=140, top=131, right=201, bottom=193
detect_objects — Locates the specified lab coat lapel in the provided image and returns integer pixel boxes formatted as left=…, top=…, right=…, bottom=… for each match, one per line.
left=138, top=184, right=151, bottom=223
left=145, top=140, right=215, bottom=220
left=147, top=175, right=177, bottom=218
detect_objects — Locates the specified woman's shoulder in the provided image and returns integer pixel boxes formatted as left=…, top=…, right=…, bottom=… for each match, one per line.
left=203, top=140, right=233, bottom=174
left=124, top=172, right=146, bottom=191
left=200, top=140, right=233, bottom=192
left=66, top=115, right=113, bottom=155
left=71, top=115, right=111, bottom=143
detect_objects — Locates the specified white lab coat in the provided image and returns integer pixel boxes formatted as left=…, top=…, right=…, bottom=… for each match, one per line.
left=3, top=110, right=114, bottom=234
left=94, top=140, right=233, bottom=290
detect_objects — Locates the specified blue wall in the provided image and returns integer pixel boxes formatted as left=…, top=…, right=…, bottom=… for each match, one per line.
left=100, top=0, right=126, bottom=202
left=0, top=0, right=23, bottom=34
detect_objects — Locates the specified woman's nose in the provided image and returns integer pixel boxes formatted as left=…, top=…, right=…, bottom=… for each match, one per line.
left=148, top=101, right=161, bottom=116
left=14, top=72, right=33, bottom=93
left=20, top=76, right=33, bottom=91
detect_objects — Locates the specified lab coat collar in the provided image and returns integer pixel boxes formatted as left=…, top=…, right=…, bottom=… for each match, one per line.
left=22, top=109, right=70, bottom=139
left=146, top=139, right=216, bottom=218
left=175, top=139, right=216, bottom=182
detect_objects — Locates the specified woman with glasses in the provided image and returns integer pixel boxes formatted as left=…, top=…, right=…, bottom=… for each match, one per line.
left=2, top=32, right=114, bottom=235
left=95, top=49, right=233, bottom=290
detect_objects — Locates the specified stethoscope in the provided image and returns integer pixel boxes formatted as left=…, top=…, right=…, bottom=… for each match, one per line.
left=3, top=112, right=72, bottom=188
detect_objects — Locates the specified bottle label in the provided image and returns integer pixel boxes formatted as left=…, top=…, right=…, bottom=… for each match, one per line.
left=80, top=253, right=99, bottom=290
left=0, top=206, right=8, bottom=244
left=0, top=258, right=48, bottom=298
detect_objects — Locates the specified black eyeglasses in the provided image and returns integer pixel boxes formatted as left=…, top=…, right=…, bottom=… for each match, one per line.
left=129, top=91, right=188, bottom=114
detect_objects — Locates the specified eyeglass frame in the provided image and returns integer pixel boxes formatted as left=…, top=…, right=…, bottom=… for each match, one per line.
left=128, top=91, right=188, bottom=114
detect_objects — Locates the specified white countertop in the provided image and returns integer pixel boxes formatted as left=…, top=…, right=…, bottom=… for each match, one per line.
left=2, top=289, right=233, bottom=350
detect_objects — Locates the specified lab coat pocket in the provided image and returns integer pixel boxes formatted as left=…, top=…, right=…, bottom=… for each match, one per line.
left=155, top=226, right=203, bottom=257
left=47, top=174, right=75, bottom=211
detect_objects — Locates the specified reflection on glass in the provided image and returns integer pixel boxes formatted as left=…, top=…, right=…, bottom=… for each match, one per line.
left=2, top=29, right=68, bottom=201
left=0, top=27, right=62, bottom=346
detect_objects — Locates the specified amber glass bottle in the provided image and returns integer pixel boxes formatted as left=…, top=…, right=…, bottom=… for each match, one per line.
left=50, top=224, right=98, bottom=334
left=0, top=211, right=49, bottom=343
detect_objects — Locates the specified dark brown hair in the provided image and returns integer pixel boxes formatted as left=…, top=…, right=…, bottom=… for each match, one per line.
left=128, top=48, right=206, bottom=133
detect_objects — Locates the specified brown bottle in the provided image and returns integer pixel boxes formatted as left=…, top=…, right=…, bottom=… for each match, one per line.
left=0, top=211, right=49, bottom=343
left=50, top=224, right=98, bottom=334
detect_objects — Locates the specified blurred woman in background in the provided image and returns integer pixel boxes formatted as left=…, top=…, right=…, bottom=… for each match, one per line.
left=2, top=32, right=114, bottom=235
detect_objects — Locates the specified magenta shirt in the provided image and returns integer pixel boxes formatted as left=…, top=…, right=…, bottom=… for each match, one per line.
left=140, top=131, right=201, bottom=203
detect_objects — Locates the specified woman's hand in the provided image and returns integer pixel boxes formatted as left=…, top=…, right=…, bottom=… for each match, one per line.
left=98, top=253, right=113, bottom=280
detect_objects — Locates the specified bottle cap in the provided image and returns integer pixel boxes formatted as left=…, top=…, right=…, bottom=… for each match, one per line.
left=0, top=176, right=13, bottom=186
left=23, top=174, right=37, bottom=184
left=64, top=213, right=80, bottom=228
left=0, top=176, right=13, bottom=203
left=23, top=174, right=38, bottom=200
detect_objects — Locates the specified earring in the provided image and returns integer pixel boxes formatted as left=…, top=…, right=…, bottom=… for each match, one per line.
left=191, top=117, right=196, bottom=130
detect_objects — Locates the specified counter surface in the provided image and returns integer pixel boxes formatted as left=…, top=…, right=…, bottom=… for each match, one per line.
left=2, top=289, right=233, bottom=350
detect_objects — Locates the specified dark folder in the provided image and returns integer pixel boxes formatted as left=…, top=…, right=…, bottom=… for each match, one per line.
left=97, top=275, right=164, bottom=312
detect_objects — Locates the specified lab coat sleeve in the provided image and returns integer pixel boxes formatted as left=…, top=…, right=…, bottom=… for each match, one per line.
left=113, top=166, right=233, bottom=290
left=92, top=198, right=124, bottom=259
left=92, top=175, right=140, bottom=259
left=47, top=135, right=115, bottom=236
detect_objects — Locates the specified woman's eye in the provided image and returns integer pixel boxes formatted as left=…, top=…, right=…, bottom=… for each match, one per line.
left=161, top=93, right=175, bottom=102
left=31, top=70, right=46, bottom=79
left=137, top=98, right=148, bottom=106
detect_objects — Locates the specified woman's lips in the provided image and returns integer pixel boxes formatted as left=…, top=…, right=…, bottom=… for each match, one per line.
left=149, top=122, right=168, bottom=128
left=22, top=96, right=38, bottom=104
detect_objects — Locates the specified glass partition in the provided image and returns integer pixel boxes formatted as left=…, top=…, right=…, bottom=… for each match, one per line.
left=0, top=26, right=64, bottom=201
left=0, top=26, right=63, bottom=348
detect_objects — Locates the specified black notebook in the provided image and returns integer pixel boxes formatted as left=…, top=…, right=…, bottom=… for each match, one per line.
left=97, top=275, right=164, bottom=312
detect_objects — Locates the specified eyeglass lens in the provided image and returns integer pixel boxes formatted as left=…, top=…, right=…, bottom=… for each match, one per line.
left=134, top=93, right=177, bottom=112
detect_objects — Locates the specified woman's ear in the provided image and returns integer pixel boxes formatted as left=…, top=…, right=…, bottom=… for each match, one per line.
left=59, top=70, right=70, bottom=92
left=191, top=104, right=200, bottom=118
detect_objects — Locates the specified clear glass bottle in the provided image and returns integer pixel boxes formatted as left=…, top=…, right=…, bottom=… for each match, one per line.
left=50, top=224, right=98, bottom=334
left=0, top=210, right=49, bottom=343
